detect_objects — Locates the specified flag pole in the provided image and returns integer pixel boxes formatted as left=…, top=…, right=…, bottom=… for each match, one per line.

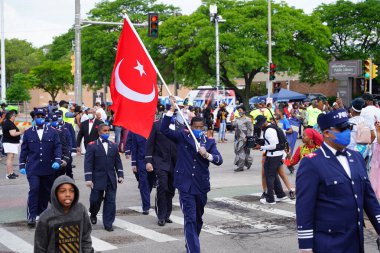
left=123, top=14, right=201, bottom=150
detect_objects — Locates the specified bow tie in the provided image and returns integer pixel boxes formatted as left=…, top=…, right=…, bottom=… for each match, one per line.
left=102, top=139, right=108, bottom=143
left=89, top=120, right=94, bottom=124
left=36, top=126, right=44, bottom=130
left=336, top=150, right=347, bottom=157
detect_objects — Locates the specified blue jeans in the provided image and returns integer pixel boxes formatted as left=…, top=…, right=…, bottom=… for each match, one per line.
left=218, top=120, right=226, bottom=141
left=114, top=126, right=122, bottom=146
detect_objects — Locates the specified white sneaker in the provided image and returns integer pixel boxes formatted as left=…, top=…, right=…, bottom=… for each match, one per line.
left=260, top=198, right=276, bottom=205
left=275, top=196, right=289, bottom=202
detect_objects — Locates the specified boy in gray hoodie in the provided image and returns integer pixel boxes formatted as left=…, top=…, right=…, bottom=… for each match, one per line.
left=34, top=175, right=94, bottom=252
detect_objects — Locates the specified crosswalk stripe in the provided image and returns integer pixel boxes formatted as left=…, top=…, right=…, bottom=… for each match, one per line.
left=91, top=236, right=118, bottom=251
left=250, top=193, right=296, bottom=205
left=173, top=203, right=284, bottom=230
left=97, top=215, right=178, bottom=242
left=214, top=197, right=296, bottom=218
left=0, top=227, right=33, bottom=253
left=128, top=206, right=230, bottom=235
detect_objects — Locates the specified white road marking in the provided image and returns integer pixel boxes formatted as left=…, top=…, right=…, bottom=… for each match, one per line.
left=91, top=236, right=118, bottom=251
left=250, top=193, right=296, bottom=205
left=128, top=206, right=230, bottom=235
left=173, top=203, right=284, bottom=230
left=0, top=227, right=33, bottom=253
left=214, top=197, right=296, bottom=218
left=97, top=215, right=178, bottom=242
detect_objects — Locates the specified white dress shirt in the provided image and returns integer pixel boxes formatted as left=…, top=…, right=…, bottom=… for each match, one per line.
left=37, top=127, right=44, bottom=141
left=324, top=142, right=351, bottom=178
left=89, top=120, right=94, bottom=134
left=100, top=138, right=108, bottom=155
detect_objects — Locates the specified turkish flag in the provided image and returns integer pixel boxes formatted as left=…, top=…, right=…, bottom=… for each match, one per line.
left=110, top=18, right=158, bottom=139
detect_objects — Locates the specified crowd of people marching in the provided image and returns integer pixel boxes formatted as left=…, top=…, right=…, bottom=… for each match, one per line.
left=1, top=93, right=380, bottom=252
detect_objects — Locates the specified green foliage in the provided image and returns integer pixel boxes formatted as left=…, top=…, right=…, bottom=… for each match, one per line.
left=3, top=39, right=44, bottom=83
left=30, top=60, right=73, bottom=101
left=314, top=0, right=380, bottom=61
left=6, top=73, right=37, bottom=102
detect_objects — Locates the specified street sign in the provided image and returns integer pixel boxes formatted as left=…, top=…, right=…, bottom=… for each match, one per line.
left=329, top=60, right=362, bottom=79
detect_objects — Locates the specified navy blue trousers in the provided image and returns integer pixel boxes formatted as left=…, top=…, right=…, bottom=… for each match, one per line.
left=179, top=191, right=207, bottom=253
left=27, top=174, right=55, bottom=219
left=89, top=181, right=116, bottom=228
left=137, top=166, right=155, bottom=211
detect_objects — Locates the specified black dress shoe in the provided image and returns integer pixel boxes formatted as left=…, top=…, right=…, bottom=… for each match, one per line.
left=234, top=168, right=244, bottom=172
left=104, top=226, right=114, bottom=232
left=27, top=218, right=36, bottom=228
left=90, top=215, right=97, bottom=225
left=158, top=220, right=166, bottom=226
left=142, top=210, right=149, bottom=215
left=165, top=218, right=173, bottom=223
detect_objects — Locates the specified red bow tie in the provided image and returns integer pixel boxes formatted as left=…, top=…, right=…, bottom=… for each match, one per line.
left=89, top=120, right=94, bottom=124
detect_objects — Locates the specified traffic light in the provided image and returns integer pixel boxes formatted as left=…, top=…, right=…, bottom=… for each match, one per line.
left=364, top=58, right=371, bottom=79
left=70, top=54, right=75, bottom=75
left=372, top=63, right=378, bottom=79
left=148, top=13, right=159, bottom=38
left=269, top=63, right=276, bottom=81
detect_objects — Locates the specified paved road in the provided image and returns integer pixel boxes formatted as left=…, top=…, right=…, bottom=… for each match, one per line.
left=0, top=132, right=378, bottom=252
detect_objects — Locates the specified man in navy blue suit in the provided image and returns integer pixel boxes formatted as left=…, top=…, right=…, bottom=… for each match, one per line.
left=84, top=124, right=124, bottom=232
left=19, top=108, right=62, bottom=227
left=160, top=97, right=223, bottom=253
left=296, top=109, right=380, bottom=253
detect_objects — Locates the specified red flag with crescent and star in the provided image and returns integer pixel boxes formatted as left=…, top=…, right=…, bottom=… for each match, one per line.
left=110, top=18, right=158, bottom=139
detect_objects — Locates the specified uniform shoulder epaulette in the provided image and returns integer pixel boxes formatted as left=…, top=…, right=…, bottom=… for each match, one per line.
left=304, top=152, right=317, bottom=159
left=88, top=141, right=95, bottom=145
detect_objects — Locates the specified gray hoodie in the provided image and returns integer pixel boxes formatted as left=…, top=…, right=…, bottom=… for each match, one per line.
left=34, top=175, right=93, bottom=253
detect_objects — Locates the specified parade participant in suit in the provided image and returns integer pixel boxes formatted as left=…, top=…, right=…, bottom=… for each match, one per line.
left=296, top=109, right=380, bottom=253
left=19, top=108, right=62, bottom=227
left=84, top=124, right=124, bottom=232
left=77, top=108, right=102, bottom=151
left=160, top=97, right=223, bottom=253
left=50, top=115, right=71, bottom=178
left=130, top=131, right=156, bottom=215
left=145, top=118, right=177, bottom=226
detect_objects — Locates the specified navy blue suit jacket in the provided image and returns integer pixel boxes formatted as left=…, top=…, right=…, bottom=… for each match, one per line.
left=296, top=143, right=380, bottom=252
left=19, top=125, right=62, bottom=176
left=160, top=114, right=223, bottom=194
left=84, top=139, right=123, bottom=190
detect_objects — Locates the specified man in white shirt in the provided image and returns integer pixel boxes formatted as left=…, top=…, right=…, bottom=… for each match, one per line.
left=360, top=93, right=380, bottom=143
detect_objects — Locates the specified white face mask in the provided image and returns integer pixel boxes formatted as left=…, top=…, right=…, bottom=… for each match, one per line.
left=88, top=113, right=94, bottom=120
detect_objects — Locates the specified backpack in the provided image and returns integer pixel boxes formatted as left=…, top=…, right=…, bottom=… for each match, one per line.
left=355, top=120, right=371, bottom=144
left=263, top=124, right=289, bottom=152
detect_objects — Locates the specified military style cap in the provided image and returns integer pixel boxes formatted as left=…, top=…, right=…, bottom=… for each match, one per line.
left=317, top=109, right=350, bottom=131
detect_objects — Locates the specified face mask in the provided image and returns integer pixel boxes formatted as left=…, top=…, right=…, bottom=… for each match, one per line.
left=239, top=112, right=244, bottom=116
left=101, top=133, right=110, bottom=141
left=88, top=113, right=94, bottom=120
left=58, top=117, right=63, bottom=122
left=51, top=121, right=59, bottom=127
left=35, top=118, right=45, bottom=126
left=329, top=129, right=351, bottom=147
left=192, top=129, right=203, bottom=139
left=31, top=120, right=35, bottom=127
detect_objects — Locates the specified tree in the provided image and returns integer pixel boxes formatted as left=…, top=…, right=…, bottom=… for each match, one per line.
left=30, top=60, right=73, bottom=102
left=6, top=73, right=37, bottom=102
left=314, top=0, right=380, bottom=61
left=154, top=0, right=331, bottom=106
left=2, top=39, right=44, bottom=84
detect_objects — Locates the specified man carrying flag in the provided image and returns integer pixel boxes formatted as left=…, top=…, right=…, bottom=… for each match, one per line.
left=109, top=17, right=158, bottom=139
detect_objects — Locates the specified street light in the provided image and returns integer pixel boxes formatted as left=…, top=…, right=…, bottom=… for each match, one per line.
left=209, top=5, right=226, bottom=106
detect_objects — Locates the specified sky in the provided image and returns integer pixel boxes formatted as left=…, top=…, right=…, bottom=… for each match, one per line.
left=3, top=0, right=348, bottom=48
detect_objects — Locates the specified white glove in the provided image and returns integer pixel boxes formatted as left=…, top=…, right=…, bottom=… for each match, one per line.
left=198, top=146, right=209, bottom=158
left=85, top=181, right=93, bottom=189
left=146, top=163, right=154, bottom=172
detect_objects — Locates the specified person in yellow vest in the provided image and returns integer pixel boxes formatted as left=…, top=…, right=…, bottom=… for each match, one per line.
left=250, top=102, right=273, bottom=122
left=305, top=100, right=321, bottom=129
left=59, top=100, right=76, bottom=126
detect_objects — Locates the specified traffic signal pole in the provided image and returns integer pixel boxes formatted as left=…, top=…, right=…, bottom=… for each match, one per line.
left=369, top=58, right=373, bottom=94
left=74, top=0, right=82, bottom=105
left=1, top=0, right=6, bottom=101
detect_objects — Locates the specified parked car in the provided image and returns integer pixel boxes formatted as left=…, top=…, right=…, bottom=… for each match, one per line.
left=303, top=93, right=327, bottom=101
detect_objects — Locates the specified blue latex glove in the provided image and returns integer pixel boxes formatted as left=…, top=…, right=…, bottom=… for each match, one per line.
left=51, top=162, right=60, bottom=170
left=19, top=168, right=26, bottom=175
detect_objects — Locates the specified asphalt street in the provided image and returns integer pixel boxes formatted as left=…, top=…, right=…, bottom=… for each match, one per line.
left=0, top=132, right=378, bottom=253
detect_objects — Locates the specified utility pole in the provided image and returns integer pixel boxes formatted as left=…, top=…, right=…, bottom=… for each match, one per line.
left=74, top=0, right=82, bottom=105
left=369, top=56, right=373, bottom=94
left=1, top=0, right=6, bottom=101
left=267, top=0, right=272, bottom=98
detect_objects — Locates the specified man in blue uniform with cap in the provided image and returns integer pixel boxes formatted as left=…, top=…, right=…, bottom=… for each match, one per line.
left=296, top=109, right=380, bottom=253
left=160, top=97, right=223, bottom=253
left=19, top=108, right=62, bottom=227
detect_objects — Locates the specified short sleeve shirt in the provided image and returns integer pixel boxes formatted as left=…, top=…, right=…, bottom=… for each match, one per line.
left=2, top=120, right=20, bottom=143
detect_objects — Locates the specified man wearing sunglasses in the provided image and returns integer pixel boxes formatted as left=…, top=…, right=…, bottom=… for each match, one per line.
left=296, top=109, right=380, bottom=253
